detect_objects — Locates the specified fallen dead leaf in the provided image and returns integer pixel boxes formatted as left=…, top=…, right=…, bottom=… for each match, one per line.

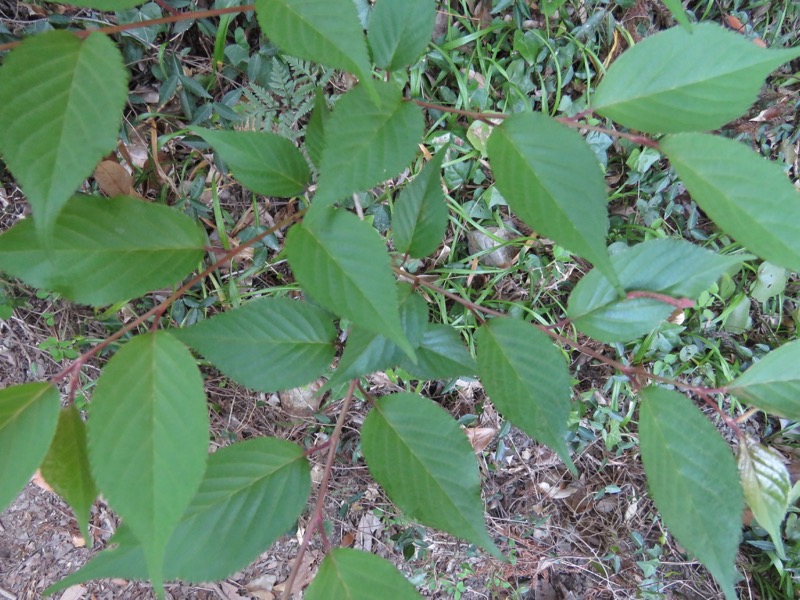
left=94, top=160, right=139, bottom=199
left=59, top=584, right=87, bottom=600
left=31, top=470, right=54, bottom=493
left=465, top=427, right=498, bottom=453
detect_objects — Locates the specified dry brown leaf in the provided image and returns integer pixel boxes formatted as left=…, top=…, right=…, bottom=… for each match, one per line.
left=94, top=161, right=140, bottom=199
left=59, top=585, right=87, bottom=600
left=31, top=469, right=54, bottom=493
left=464, top=427, right=498, bottom=453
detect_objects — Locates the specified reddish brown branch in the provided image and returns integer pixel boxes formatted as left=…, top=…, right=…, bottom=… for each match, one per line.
left=625, top=290, right=695, bottom=309
left=0, top=5, right=254, bottom=52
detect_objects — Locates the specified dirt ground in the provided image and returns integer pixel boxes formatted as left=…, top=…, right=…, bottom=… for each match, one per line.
left=0, top=285, right=734, bottom=600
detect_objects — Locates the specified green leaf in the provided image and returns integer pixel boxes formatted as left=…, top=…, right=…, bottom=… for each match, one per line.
left=486, top=112, right=617, bottom=289
left=286, top=206, right=414, bottom=358
left=393, top=150, right=448, bottom=258
left=399, top=324, right=477, bottom=380
left=638, top=386, right=742, bottom=600
left=46, top=0, right=145, bottom=8
left=361, top=392, right=500, bottom=557
left=738, top=436, right=790, bottom=559
left=0, top=31, right=128, bottom=235
left=306, top=90, right=330, bottom=169
left=0, top=383, right=60, bottom=513
left=190, top=128, right=310, bottom=197
left=47, top=437, right=311, bottom=593
left=367, top=0, right=435, bottom=71
left=327, top=285, right=428, bottom=388
left=255, top=0, right=373, bottom=90
left=751, top=262, right=786, bottom=303
left=40, top=406, right=97, bottom=542
left=662, top=133, right=800, bottom=271
left=314, top=81, right=424, bottom=207
left=0, top=196, right=206, bottom=306
left=476, top=317, right=574, bottom=472
left=306, top=548, right=421, bottom=600
left=593, top=23, right=800, bottom=133
left=87, top=332, right=209, bottom=595
left=659, top=0, right=691, bottom=29
left=567, top=239, right=743, bottom=342
left=727, top=340, right=800, bottom=420
left=163, top=437, right=311, bottom=581
left=175, top=298, right=335, bottom=392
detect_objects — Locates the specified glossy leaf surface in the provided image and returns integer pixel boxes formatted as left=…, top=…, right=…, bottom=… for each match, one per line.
left=0, top=31, right=127, bottom=234
left=639, top=386, right=741, bottom=600
left=0, top=195, right=205, bottom=306
left=662, top=133, right=800, bottom=271
left=367, top=0, right=435, bottom=71
left=567, top=239, right=743, bottom=342
left=48, top=438, right=311, bottom=590
left=593, top=23, right=800, bottom=133
left=738, top=436, right=790, bottom=558
left=361, top=393, right=500, bottom=557
left=314, top=82, right=424, bottom=207
left=175, top=298, right=336, bottom=392
left=40, top=406, right=97, bottom=542
left=487, top=112, right=616, bottom=287
left=286, top=206, right=413, bottom=357
left=191, top=128, right=310, bottom=197
left=87, top=333, right=209, bottom=591
left=0, top=383, right=60, bottom=512
left=476, top=318, right=574, bottom=471
left=393, top=150, right=448, bottom=258
left=306, top=548, right=421, bottom=599
left=728, top=340, right=800, bottom=419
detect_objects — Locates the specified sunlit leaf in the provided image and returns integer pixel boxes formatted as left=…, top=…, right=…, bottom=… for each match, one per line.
left=40, top=406, right=97, bottom=542
left=286, top=206, right=414, bottom=358
left=487, top=112, right=618, bottom=288
left=367, top=0, right=435, bottom=71
left=190, top=128, right=310, bottom=197
left=175, top=298, right=336, bottom=392
left=306, top=548, right=421, bottom=599
left=393, top=150, right=448, bottom=258
left=0, top=195, right=205, bottom=306
left=314, top=81, right=424, bottom=207
left=639, top=386, right=742, bottom=600
left=87, top=332, right=209, bottom=594
left=662, top=133, right=800, bottom=272
left=728, top=340, right=800, bottom=419
left=568, top=239, right=743, bottom=342
left=476, top=317, right=574, bottom=471
left=0, top=383, right=60, bottom=512
left=593, top=23, right=800, bottom=133
left=361, top=392, right=501, bottom=557
left=738, top=436, right=790, bottom=558
left=0, top=31, right=127, bottom=234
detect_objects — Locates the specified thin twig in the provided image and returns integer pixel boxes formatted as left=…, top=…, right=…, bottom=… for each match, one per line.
left=281, top=380, right=358, bottom=600
left=0, top=5, right=254, bottom=52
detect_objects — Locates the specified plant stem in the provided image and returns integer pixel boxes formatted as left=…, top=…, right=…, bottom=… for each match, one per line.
left=0, top=5, right=254, bottom=52
left=281, top=380, right=358, bottom=600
